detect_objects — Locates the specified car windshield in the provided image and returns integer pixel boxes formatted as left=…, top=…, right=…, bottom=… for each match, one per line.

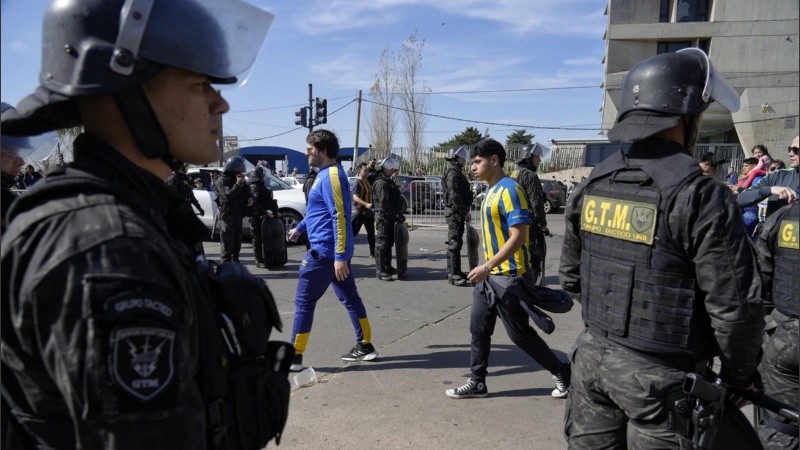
left=265, top=173, right=292, bottom=191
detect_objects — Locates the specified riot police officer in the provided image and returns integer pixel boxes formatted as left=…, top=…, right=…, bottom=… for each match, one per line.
left=372, top=154, right=405, bottom=281
left=513, top=142, right=549, bottom=280
left=0, top=1, right=288, bottom=448
left=755, top=201, right=799, bottom=449
left=442, top=146, right=473, bottom=286
left=215, top=156, right=253, bottom=262
left=249, top=165, right=278, bottom=268
left=166, top=163, right=205, bottom=216
left=560, top=48, right=764, bottom=448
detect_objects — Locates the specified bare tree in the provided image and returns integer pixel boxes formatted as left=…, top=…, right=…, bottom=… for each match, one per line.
left=367, top=47, right=397, bottom=159
left=396, top=30, right=429, bottom=171
left=33, top=126, right=81, bottom=173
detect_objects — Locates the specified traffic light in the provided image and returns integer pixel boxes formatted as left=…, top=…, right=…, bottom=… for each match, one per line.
left=315, top=97, right=327, bottom=125
left=294, top=108, right=307, bottom=127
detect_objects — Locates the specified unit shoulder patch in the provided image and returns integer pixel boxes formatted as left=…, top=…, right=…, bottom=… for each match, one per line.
left=110, top=326, right=176, bottom=402
left=778, top=219, right=799, bottom=250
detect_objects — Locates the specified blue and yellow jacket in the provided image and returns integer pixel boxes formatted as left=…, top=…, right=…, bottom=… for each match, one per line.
left=295, top=164, right=354, bottom=261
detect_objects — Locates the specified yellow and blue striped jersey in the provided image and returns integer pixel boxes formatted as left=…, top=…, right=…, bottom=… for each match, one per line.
left=295, top=164, right=354, bottom=260
left=480, top=176, right=531, bottom=276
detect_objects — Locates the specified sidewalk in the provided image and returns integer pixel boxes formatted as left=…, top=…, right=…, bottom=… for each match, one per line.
left=208, top=218, right=580, bottom=449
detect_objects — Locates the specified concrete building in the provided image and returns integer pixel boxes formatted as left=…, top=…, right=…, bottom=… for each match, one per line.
left=601, top=0, right=799, bottom=157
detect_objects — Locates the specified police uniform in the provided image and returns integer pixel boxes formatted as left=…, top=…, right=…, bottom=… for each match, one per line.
left=560, top=138, right=765, bottom=448
left=1, top=135, right=226, bottom=448
left=215, top=171, right=251, bottom=262
left=167, top=169, right=204, bottom=215
left=249, top=175, right=278, bottom=267
left=513, top=159, right=547, bottom=269
left=372, top=171, right=405, bottom=278
left=442, top=160, right=473, bottom=284
left=755, top=202, right=799, bottom=449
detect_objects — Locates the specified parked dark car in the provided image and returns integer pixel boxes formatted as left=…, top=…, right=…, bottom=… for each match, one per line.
left=396, top=175, right=430, bottom=213
left=541, top=180, right=567, bottom=214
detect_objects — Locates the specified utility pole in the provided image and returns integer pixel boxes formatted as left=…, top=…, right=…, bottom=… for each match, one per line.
left=307, top=83, right=314, bottom=133
left=217, top=88, right=225, bottom=166
left=294, top=83, right=327, bottom=135
left=353, top=90, right=362, bottom=165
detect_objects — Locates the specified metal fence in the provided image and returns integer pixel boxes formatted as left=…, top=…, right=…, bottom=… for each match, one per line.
left=407, top=180, right=485, bottom=228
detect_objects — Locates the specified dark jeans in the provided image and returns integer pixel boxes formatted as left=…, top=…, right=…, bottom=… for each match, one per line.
left=352, top=209, right=375, bottom=255
left=469, top=280, right=565, bottom=381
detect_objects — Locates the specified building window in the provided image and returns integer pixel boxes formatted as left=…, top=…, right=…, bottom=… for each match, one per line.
left=698, top=39, right=710, bottom=54
left=659, top=0, right=671, bottom=22
left=657, top=41, right=692, bottom=54
left=676, top=0, right=710, bottom=22
left=584, top=143, right=630, bottom=166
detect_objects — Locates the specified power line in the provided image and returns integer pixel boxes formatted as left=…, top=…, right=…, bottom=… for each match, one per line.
left=239, top=98, right=358, bottom=142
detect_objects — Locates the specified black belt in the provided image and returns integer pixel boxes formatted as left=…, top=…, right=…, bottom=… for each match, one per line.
left=766, top=416, right=800, bottom=437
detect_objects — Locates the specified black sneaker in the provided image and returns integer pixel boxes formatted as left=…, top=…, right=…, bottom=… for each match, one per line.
left=341, top=342, right=379, bottom=361
left=446, top=379, right=488, bottom=399
left=290, top=354, right=305, bottom=372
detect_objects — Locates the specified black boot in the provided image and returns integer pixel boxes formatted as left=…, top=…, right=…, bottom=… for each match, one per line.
left=447, top=250, right=469, bottom=286
left=376, top=249, right=392, bottom=281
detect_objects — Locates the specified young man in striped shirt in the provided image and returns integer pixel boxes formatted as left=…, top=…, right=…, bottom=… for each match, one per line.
left=445, top=138, right=570, bottom=399
left=351, top=162, right=376, bottom=257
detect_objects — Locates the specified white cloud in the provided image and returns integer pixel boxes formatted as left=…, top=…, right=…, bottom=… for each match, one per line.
left=563, top=56, right=600, bottom=66
left=8, top=39, right=34, bottom=56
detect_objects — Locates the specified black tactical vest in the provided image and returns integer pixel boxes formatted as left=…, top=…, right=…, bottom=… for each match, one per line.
left=580, top=150, right=715, bottom=357
left=772, top=202, right=799, bottom=317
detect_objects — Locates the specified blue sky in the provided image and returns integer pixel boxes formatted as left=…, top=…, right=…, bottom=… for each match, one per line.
left=1, top=0, right=608, bottom=153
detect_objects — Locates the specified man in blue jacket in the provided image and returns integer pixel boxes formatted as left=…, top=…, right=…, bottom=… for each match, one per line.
left=287, top=129, right=378, bottom=371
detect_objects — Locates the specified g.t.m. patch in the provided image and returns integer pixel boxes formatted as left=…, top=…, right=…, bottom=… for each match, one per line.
left=581, top=194, right=658, bottom=245
left=110, top=326, right=176, bottom=402
left=778, top=219, right=799, bottom=250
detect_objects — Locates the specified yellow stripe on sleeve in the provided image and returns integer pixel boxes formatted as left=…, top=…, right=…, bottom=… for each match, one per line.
left=329, top=166, right=348, bottom=254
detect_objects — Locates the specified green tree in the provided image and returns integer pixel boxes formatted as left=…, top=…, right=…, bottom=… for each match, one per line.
left=435, top=127, right=486, bottom=149
left=505, top=129, right=533, bottom=148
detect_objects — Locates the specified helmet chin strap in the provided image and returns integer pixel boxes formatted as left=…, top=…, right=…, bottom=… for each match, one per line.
left=112, top=85, right=184, bottom=171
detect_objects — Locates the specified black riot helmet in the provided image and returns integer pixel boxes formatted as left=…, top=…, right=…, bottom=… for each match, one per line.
left=607, top=48, right=739, bottom=143
left=224, top=156, right=246, bottom=174
left=1, top=0, right=274, bottom=168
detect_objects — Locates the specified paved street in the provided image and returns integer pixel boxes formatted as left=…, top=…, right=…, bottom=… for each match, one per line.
left=205, top=213, right=580, bottom=449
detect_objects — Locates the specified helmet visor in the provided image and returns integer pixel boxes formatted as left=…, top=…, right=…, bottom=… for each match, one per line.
left=531, top=142, right=551, bottom=159
left=1, top=132, right=58, bottom=160
left=380, top=154, right=400, bottom=171
left=677, top=48, right=740, bottom=112
left=132, top=0, right=274, bottom=87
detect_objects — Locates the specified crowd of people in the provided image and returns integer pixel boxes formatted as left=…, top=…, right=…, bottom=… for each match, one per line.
left=0, top=1, right=797, bottom=449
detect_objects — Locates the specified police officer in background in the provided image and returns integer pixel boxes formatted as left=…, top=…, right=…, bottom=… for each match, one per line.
left=560, top=48, right=764, bottom=448
left=0, top=0, right=281, bottom=448
left=754, top=201, right=799, bottom=449
left=442, top=146, right=473, bottom=286
left=513, top=142, right=550, bottom=278
left=215, top=156, right=252, bottom=262
left=372, top=154, right=405, bottom=281
left=166, top=163, right=205, bottom=216
left=249, top=165, right=278, bottom=268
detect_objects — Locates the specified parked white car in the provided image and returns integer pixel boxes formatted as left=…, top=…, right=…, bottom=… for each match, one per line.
left=281, top=176, right=305, bottom=190
left=189, top=167, right=306, bottom=239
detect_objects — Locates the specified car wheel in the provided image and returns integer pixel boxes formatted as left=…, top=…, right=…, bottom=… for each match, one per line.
left=544, top=200, right=553, bottom=214
left=280, top=210, right=305, bottom=245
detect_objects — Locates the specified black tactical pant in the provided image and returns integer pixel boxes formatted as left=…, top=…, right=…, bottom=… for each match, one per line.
left=352, top=208, right=375, bottom=256
left=445, top=211, right=465, bottom=253
left=220, top=216, right=244, bottom=262
left=250, top=215, right=265, bottom=264
left=757, top=313, right=799, bottom=449
left=375, top=214, right=396, bottom=271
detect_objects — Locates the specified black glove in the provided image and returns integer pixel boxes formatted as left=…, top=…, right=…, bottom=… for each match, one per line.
left=398, top=214, right=406, bottom=223
left=198, top=208, right=205, bottom=216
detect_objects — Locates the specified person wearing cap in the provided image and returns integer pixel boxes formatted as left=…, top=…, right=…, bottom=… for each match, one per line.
left=215, top=155, right=252, bottom=262
left=753, top=201, right=799, bottom=448
left=166, top=163, right=204, bottom=216
left=560, top=48, right=764, bottom=448
left=442, top=146, right=473, bottom=286
left=371, top=153, right=406, bottom=281
left=287, top=129, right=378, bottom=369
left=512, top=142, right=550, bottom=281
left=0, top=1, right=286, bottom=448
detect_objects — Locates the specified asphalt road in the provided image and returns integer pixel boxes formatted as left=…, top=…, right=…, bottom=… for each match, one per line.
left=205, top=211, right=582, bottom=449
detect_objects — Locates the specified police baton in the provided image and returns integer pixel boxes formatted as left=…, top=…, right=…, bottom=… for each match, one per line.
left=730, top=387, right=800, bottom=424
